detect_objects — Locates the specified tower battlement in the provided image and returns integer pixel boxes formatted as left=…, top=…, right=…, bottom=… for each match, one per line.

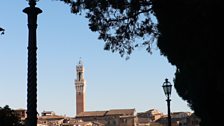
left=76, top=65, right=84, bottom=71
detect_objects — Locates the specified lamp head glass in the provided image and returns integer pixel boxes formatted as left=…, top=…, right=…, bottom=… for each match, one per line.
left=162, top=78, right=172, bottom=98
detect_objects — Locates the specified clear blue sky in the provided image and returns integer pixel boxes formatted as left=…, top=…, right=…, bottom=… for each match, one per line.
left=0, top=1, right=192, bottom=117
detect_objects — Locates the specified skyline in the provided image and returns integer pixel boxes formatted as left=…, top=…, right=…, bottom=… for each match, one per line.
left=0, top=1, right=192, bottom=117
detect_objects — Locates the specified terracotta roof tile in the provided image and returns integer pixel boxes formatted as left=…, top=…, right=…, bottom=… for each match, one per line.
left=38, top=115, right=64, bottom=120
left=76, top=111, right=107, bottom=117
left=106, top=109, right=135, bottom=116
left=76, top=108, right=135, bottom=117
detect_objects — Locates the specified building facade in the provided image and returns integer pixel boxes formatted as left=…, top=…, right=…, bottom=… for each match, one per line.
left=75, top=109, right=136, bottom=126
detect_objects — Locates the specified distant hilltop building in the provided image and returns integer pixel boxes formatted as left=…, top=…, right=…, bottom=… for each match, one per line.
left=75, top=58, right=86, bottom=115
left=14, top=108, right=27, bottom=122
left=137, top=109, right=164, bottom=123
left=75, top=108, right=136, bottom=126
left=14, top=108, right=200, bottom=126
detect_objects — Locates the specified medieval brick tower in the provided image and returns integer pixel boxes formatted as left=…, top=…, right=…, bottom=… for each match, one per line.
left=75, top=59, right=86, bottom=115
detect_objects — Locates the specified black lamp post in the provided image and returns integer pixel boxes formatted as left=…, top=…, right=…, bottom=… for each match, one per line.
left=162, top=78, right=172, bottom=126
left=23, top=0, right=42, bottom=125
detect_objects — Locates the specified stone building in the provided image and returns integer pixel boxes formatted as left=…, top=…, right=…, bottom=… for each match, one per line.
left=38, top=111, right=65, bottom=126
left=76, top=109, right=136, bottom=126
left=14, top=108, right=27, bottom=120
left=137, top=109, right=163, bottom=126
left=186, top=113, right=201, bottom=126
left=155, top=112, right=200, bottom=126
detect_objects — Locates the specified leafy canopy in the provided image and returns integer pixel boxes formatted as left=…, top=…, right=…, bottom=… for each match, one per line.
left=61, top=0, right=158, bottom=59
left=0, top=105, right=24, bottom=126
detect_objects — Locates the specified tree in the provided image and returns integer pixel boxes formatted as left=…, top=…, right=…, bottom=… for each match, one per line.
left=59, top=0, right=222, bottom=125
left=60, top=0, right=159, bottom=59
left=0, top=105, right=24, bottom=126
left=152, top=1, right=222, bottom=126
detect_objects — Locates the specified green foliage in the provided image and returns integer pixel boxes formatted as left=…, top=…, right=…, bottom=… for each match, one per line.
left=0, top=105, right=24, bottom=126
left=60, top=0, right=158, bottom=59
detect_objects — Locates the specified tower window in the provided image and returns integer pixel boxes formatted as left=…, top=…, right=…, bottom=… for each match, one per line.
left=78, top=72, right=81, bottom=81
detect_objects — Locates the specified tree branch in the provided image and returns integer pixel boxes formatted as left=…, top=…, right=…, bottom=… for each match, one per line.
left=107, top=8, right=152, bottom=23
left=0, top=27, right=5, bottom=35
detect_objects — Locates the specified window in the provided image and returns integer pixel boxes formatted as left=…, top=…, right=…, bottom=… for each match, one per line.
left=113, top=120, right=116, bottom=125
